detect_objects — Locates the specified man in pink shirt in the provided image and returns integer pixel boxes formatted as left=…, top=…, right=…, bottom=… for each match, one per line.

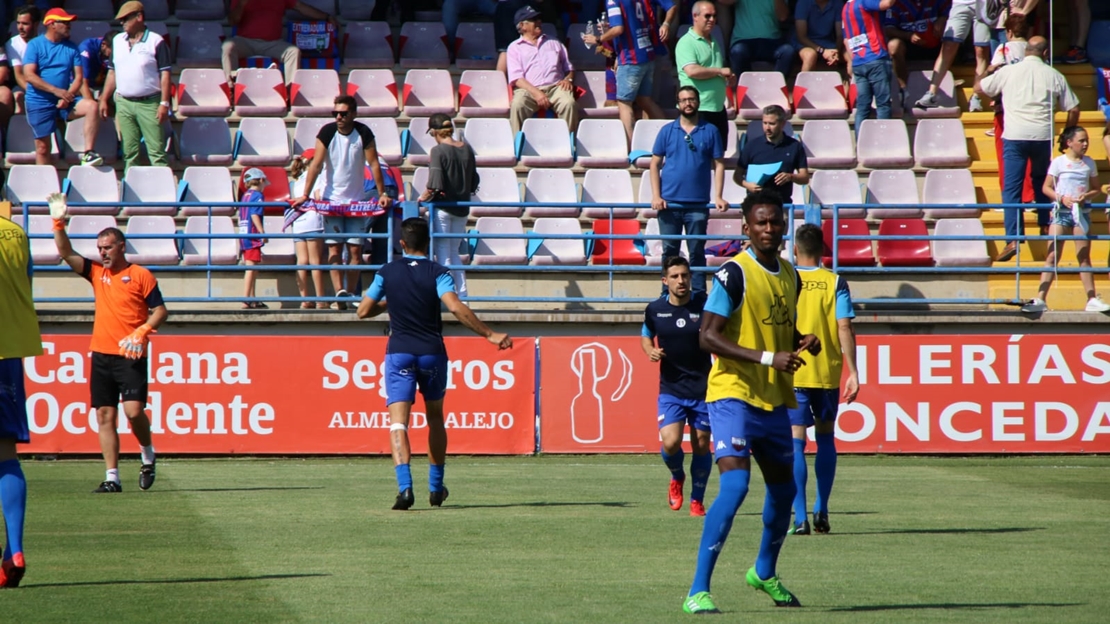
left=506, top=5, right=579, bottom=134
left=222, top=0, right=337, bottom=85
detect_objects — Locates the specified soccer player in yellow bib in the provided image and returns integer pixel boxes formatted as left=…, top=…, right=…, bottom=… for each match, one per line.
left=683, top=190, right=821, bottom=615
left=0, top=210, right=44, bottom=587
left=788, top=224, right=860, bottom=536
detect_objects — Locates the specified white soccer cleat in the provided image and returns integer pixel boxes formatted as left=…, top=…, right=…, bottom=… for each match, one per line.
left=1085, top=296, right=1110, bottom=313
left=47, top=192, right=68, bottom=220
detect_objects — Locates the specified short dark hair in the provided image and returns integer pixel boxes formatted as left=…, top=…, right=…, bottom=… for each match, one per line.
left=762, top=105, right=787, bottom=123
left=101, top=30, right=119, bottom=51
left=794, top=223, right=825, bottom=258
left=401, top=217, right=430, bottom=252
left=98, top=227, right=126, bottom=244
left=741, top=190, right=785, bottom=219
left=333, top=94, right=357, bottom=114
left=662, top=255, right=690, bottom=275
left=15, top=5, right=40, bottom=22
left=677, top=86, right=700, bottom=100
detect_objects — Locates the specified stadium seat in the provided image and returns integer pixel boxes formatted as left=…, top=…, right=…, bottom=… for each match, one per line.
left=62, top=117, right=119, bottom=165
left=235, top=118, right=291, bottom=166
left=524, top=169, right=579, bottom=218
left=878, top=218, right=933, bottom=266
left=408, top=167, right=428, bottom=199
left=722, top=121, right=739, bottom=166
left=4, top=165, right=60, bottom=212
left=356, top=117, right=403, bottom=166
left=519, top=118, right=574, bottom=167
left=261, top=215, right=295, bottom=264
left=808, top=169, right=865, bottom=219
left=122, top=167, right=177, bottom=216
left=865, top=170, right=923, bottom=219
left=531, top=217, right=587, bottom=265
left=857, top=119, right=913, bottom=169
left=289, top=69, right=340, bottom=117
left=346, top=69, right=400, bottom=116
left=176, top=21, right=224, bottom=68
left=125, top=216, right=180, bottom=265
left=822, top=219, right=875, bottom=267
left=642, top=218, right=692, bottom=265
left=182, top=216, right=239, bottom=265
left=576, top=119, right=630, bottom=168
left=629, top=119, right=670, bottom=168
left=462, top=118, right=517, bottom=166
left=470, top=167, right=522, bottom=217
left=403, top=117, right=436, bottom=166
left=237, top=167, right=292, bottom=212
left=68, top=21, right=110, bottom=44
left=139, top=0, right=170, bottom=20
left=905, top=71, right=960, bottom=118
left=455, top=23, right=498, bottom=69
left=401, top=69, right=456, bottom=116
left=5, top=118, right=57, bottom=165
left=575, top=71, right=618, bottom=118
left=567, top=23, right=607, bottom=70
left=736, top=72, right=789, bottom=120
left=715, top=170, right=747, bottom=217
left=176, top=0, right=224, bottom=19
left=343, top=22, right=396, bottom=68
left=933, top=218, right=991, bottom=267
left=233, top=69, right=288, bottom=117
left=338, top=0, right=374, bottom=19
left=459, top=70, right=510, bottom=117
left=69, top=215, right=117, bottom=259
left=293, top=117, right=330, bottom=155
left=176, top=68, right=232, bottom=116
left=65, top=166, right=120, bottom=216
left=12, top=215, right=60, bottom=264
left=914, top=119, right=972, bottom=168
left=178, top=117, right=234, bottom=165
left=793, top=71, right=849, bottom=119
left=181, top=166, right=236, bottom=217
left=922, top=169, right=981, bottom=219
left=581, top=169, right=636, bottom=219
left=637, top=173, right=658, bottom=219
left=592, top=218, right=645, bottom=265
left=706, top=219, right=744, bottom=266
left=800, top=120, right=856, bottom=169
left=399, top=22, right=450, bottom=69
left=65, top=0, right=114, bottom=20
left=471, top=217, right=527, bottom=265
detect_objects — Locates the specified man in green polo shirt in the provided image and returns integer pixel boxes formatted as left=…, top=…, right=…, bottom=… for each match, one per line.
left=676, top=0, right=733, bottom=145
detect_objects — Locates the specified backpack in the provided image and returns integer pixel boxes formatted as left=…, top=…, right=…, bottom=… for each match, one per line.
left=979, top=0, right=1006, bottom=25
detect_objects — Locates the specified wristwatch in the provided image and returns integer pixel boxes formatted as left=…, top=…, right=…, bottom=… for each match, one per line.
left=158, top=101, right=170, bottom=107
left=817, top=46, right=825, bottom=55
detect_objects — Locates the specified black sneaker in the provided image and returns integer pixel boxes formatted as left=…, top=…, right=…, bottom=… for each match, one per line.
left=92, top=480, right=122, bottom=493
left=139, top=463, right=156, bottom=491
left=813, top=512, right=830, bottom=534
left=392, top=487, right=414, bottom=510
left=429, top=486, right=449, bottom=507
left=789, top=520, right=811, bottom=535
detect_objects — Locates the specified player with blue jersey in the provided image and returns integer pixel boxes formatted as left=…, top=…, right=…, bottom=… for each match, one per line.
left=358, top=218, right=512, bottom=510
left=682, top=190, right=820, bottom=615
left=787, top=224, right=860, bottom=536
left=641, top=256, right=713, bottom=517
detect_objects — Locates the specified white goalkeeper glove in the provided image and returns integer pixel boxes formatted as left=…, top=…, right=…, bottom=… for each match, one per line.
left=47, top=192, right=68, bottom=230
left=118, top=324, right=155, bottom=360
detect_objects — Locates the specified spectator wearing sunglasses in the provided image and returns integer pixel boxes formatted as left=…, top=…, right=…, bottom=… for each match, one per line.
left=736, top=104, right=809, bottom=206
left=648, top=86, right=728, bottom=294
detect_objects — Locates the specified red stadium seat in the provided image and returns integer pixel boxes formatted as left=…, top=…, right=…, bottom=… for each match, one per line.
left=237, top=167, right=291, bottom=214
left=591, top=219, right=645, bottom=266
left=878, top=219, right=934, bottom=267
left=821, top=219, right=875, bottom=267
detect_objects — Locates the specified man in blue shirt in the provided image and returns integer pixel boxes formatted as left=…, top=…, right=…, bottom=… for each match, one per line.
left=22, top=8, right=103, bottom=166
left=736, top=104, right=809, bottom=206
left=649, top=86, right=728, bottom=294
left=77, top=33, right=113, bottom=93
left=641, top=256, right=714, bottom=517
left=357, top=218, right=512, bottom=510
left=793, top=0, right=845, bottom=72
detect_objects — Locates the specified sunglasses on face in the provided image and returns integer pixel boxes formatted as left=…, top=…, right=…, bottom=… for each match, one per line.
left=332, top=109, right=353, bottom=117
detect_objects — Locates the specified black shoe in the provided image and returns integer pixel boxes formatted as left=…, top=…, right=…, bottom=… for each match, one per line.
left=790, top=520, right=811, bottom=535
left=813, top=512, right=830, bottom=534
left=429, top=486, right=449, bottom=507
left=392, top=487, right=414, bottom=510
left=92, top=480, right=122, bottom=493
left=139, top=463, right=156, bottom=491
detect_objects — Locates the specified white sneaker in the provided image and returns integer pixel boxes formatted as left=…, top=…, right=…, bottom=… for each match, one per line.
left=1021, top=298, right=1047, bottom=313
left=1085, top=296, right=1110, bottom=313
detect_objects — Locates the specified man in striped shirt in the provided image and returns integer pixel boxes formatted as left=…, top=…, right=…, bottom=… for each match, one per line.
left=842, top=0, right=896, bottom=133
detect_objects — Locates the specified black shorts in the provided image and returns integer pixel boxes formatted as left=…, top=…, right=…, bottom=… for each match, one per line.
left=91, top=352, right=148, bottom=408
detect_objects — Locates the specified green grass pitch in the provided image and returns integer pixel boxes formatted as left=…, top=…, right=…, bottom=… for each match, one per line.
left=2, top=455, right=1109, bottom=623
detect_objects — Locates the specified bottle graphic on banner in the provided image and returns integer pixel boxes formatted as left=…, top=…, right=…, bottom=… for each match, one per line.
left=569, top=342, right=634, bottom=444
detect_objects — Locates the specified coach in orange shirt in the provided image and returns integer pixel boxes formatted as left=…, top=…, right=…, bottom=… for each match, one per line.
left=51, top=194, right=167, bottom=493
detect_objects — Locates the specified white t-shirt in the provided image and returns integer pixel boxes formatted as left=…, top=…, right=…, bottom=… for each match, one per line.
left=5, top=35, right=28, bottom=66
left=1048, top=154, right=1098, bottom=207
left=289, top=176, right=324, bottom=233
left=990, top=39, right=1026, bottom=67
left=316, top=121, right=376, bottom=204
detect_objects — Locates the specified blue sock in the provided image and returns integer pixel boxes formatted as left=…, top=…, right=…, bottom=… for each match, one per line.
left=689, top=453, right=713, bottom=503
left=791, top=438, right=808, bottom=524
left=689, top=468, right=749, bottom=595
left=394, top=464, right=412, bottom=493
left=429, top=463, right=445, bottom=493
left=814, top=432, right=837, bottom=515
left=0, top=459, right=27, bottom=559
left=661, top=447, right=685, bottom=481
left=755, top=480, right=796, bottom=581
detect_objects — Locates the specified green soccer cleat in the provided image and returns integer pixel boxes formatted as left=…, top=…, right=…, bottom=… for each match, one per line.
left=682, top=591, right=720, bottom=614
left=746, top=567, right=801, bottom=607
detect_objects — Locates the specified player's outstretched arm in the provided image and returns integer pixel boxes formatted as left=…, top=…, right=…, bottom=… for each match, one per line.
left=356, top=295, right=387, bottom=319
left=838, top=318, right=860, bottom=403
left=700, top=312, right=805, bottom=374
left=48, top=193, right=84, bottom=273
left=442, top=291, right=512, bottom=349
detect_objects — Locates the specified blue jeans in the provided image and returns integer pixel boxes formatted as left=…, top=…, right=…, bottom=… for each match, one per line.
left=729, top=38, right=794, bottom=77
left=852, top=58, right=893, bottom=132
left=1001, top=139, right=1051, bottom=242
left=658, top=205, right=709, bottom=293
left=442, top=0, right=498, bottom=45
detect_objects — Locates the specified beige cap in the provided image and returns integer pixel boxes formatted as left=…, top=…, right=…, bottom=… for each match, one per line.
left=115, top=1, right=144, bottom=21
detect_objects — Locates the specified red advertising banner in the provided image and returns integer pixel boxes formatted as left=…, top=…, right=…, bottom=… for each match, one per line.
left=538, top=335, right=1110, bottom=454
left=22, top=335, right=536, bottom=455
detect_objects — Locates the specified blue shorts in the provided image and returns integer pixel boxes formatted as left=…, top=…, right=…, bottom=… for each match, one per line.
left=384, top=353, right=448, bottom=405
left=26, top=98, right=79, bottom=140
left=657, top=394, right=711, bottom=432
left=615, top=61, right=654, bottom=102
left=707, top=398, right=793, bottom=464
left=788, top=387, right=840, bottom=427
left=0, top=359, right=30, bottom=443
left=1051, top=204, right=1092, bottom=234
